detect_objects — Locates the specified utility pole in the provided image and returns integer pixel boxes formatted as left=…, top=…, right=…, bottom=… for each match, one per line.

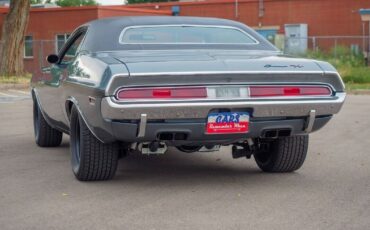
left=259, top=0, right=264, bottom=18
left=234, top=0, right=238, bottom=18
left=368, top=21, right=370, bottom=66
left=360, top=9, right=370, bottom=66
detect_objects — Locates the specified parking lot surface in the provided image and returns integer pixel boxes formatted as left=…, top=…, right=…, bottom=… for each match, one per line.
left=0, top=94, right=369, bottom=230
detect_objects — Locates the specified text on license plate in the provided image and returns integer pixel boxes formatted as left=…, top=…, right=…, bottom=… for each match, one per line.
left=206, top=112, right=249, bottom=134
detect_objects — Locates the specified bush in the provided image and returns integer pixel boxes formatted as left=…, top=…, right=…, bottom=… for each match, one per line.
left=0, top=75, right=32, bottom=84
left=305, top=46, right=365, bottom=68
left=341, top=67, right=370, bottom=84
left=304, top=46, right=370, bottom=84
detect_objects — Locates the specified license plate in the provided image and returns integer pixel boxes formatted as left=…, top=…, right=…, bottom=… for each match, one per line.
left=216, top=87, right=240, bottom=98
left=206, top=112, right=249, bottom=134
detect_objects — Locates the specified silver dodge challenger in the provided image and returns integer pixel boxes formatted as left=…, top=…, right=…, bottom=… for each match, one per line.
left=31, top=16, right=346, bottom=181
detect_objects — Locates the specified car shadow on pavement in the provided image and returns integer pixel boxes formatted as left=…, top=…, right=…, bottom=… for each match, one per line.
left=108, top=147, right=304, bottom=187
left=38, top=140, right=305, bottom=188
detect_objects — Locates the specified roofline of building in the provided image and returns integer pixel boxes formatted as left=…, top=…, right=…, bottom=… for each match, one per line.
left=99, top=6, right=171, bottom=15
left=124, top=0, right=309, bottom=8
left=0, top=5, right=171, bottom=15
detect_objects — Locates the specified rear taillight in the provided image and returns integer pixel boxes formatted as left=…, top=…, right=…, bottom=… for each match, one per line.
left=115, top=85, right=332, bottom=100
left=116, top=87, right=207, bottom=100
left=249, top=86, right=332, bottom=97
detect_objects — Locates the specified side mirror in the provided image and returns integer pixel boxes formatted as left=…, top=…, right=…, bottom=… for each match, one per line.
left=46, top=54, right=59, bottom=64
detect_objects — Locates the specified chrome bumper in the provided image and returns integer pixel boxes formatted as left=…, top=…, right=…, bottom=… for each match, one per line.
left=101, top=92, right=346, bottom=120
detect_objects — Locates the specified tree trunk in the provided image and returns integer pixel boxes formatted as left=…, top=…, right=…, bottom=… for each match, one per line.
left=0, top=0, right=30, bottom=76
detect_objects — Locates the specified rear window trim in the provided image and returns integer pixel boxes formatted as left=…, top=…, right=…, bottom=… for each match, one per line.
left=118, top=24, right=260, bottom=45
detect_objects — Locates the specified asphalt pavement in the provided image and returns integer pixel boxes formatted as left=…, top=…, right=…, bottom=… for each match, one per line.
left=0, top=93, right=369, bottom=230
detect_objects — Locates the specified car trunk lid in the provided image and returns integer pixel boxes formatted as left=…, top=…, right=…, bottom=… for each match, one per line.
left=108, top=50, right=324, bottom=76
left=102, top=50, right=345, bottom=96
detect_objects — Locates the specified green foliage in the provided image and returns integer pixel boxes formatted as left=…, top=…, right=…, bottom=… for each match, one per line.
left=30, top=0, right=52, bottom=4
left=55, top=0, right=98, bottom=7
left=126, top=0, right=178, bottom=5
left=305, top=46, right=366, bottom=68
left=304, top=46, right=370, bottom=84
left=30, top=0, right=42, bottom=4
left=0, top=75, right=32, bottom=84
left=345, top=83, right=370, bottom=91
left=340, top=67, right=370, bottom=84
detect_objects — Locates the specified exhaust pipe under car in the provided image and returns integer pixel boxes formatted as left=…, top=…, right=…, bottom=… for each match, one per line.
left=139, top=142, right=167, bottom=155
left=176, top=145, right=221, bottom=153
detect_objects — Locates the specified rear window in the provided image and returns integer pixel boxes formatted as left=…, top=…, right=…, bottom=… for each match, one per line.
left=119, top=25, right=259, bottom=45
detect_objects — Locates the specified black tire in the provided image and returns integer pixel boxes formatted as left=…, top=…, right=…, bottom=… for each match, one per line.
left=70, top=105, right=119, bottom=181
left=33, top=97, right=63, bottom=147
left=254, top=135, right=309, bottom=172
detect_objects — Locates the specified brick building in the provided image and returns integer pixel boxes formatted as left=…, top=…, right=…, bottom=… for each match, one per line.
left=0, top=5, right=171, bottom=74
left=127, top=0, right=369, bottom=36
left=0, top=0, right=370, bottom=74
left=126, top=0, right=370, bottom=52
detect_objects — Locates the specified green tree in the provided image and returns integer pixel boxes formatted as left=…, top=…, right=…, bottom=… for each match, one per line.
left=55, top=0, right=98, bottom=7
left=126, top=0, right=178, bottom=4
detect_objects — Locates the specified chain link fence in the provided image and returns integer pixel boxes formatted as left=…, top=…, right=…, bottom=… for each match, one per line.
left=1, top=36, right=369, bottom=77
left=0, top=40, right=56, bottom=76
left=0, top=41, right=3, bottom=64
left=24, top=40, right=55, bottom=77
left=283, top=36, right=370, bottom=59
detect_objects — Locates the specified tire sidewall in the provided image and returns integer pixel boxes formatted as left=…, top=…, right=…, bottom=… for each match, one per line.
left=70, top=106, right=82, bottom=175
left=33, top=99, right=40, bottom=142
left=254, top=140, right=278, bottom=170
left=254, top=135, right=309, bottom=172
left=69, top=105, right=119, bottom=181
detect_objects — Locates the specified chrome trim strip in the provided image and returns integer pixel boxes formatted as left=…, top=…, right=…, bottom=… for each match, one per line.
left=101, top=49, right=282, bottom=54
left=127, top=70, right=325, bottom=77
left=105, top=71, right=343, bottom=97
left=113, top=84, right=333, bottom=103
left=137, top=114, right=147, bottom=138
left=305, top=110, right=316, bottom=133
left=115, top=85, right=207, bottom=101
left=101, top=92, right=346, bottom=120
left=110, top=81, right=338, bottom=97
left=118, top=25, right=260, bottom=45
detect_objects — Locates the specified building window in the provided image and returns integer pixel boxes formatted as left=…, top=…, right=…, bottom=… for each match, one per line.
left=24, top=35, right=33, bottom=58
left=56, top=34, right=70, bottom=53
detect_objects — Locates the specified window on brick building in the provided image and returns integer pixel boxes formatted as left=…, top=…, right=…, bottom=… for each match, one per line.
left=24, top=35, right=33, bottom=58
left=56, top=34, right=71, bottom=53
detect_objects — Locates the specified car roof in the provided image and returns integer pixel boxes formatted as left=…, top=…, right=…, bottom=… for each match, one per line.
left=78, top=16, right=278, bottom=52
left=87, top=16, right=248, bottom=28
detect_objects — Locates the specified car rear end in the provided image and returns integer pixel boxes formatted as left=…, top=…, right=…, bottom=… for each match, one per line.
left=59, top=17, right=347, bottom=181
left=101, top=67, right=345, bottom=148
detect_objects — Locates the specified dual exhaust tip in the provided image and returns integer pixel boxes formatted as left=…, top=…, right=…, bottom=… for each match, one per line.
left=261, top=129, right=291, bottom=138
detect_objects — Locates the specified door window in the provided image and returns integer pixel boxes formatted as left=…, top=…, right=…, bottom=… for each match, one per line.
left=59, top=30, right=86, bottom=64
